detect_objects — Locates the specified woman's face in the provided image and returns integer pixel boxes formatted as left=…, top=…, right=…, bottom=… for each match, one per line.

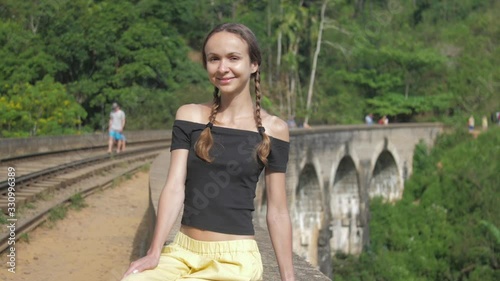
left=204, top=31, right=258, bottom=95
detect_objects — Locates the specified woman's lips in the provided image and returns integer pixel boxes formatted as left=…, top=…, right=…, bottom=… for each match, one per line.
left=218, top=77, right=234, bottom=84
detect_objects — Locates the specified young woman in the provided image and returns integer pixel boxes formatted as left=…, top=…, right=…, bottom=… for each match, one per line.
left=121, top=23, right=295, bottom=281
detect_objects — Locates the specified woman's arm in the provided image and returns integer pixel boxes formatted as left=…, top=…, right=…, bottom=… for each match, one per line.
left=147, top=149, right=188, bottom=254
left=122, top=106, right=193, bottom=278
left=265, top=117, right=295, bottom=281
left=122, top=149, right=188, bottom=278
left=266, top=171, right=295, bottom=281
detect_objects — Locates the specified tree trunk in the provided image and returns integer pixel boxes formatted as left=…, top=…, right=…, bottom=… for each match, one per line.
left=288, top=37, right=300, bottom=118
left=354, top=0, right=364, bottom=18
left=304, top=0, right=328, bottom=126
left=276, top=2, right=283, bottom=113
left=30, top=14, right=39, bottom=34
left=405, top=70, right=410, bottom=99
left=267, top=3, right=273, bottom=87
left=288, top=71, right=295, bottom=117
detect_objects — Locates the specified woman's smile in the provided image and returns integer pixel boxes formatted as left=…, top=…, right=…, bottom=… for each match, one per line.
left=217, top=77, right=235, bottom=84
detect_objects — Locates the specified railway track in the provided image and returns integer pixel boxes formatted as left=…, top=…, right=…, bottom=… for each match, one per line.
left=0, top=139, right=171, bottom=253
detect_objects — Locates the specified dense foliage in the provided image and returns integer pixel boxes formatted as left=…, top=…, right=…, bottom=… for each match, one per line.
left=333, top=128, right=500, bottom=281
left=0, top=0, right=208, bottom=137
left=0, top=0, right=498, bottom=137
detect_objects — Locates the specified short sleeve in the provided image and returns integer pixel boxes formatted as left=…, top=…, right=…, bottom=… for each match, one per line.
left=266, top=139, right=290, bottom=172
left=170, top=121, right=191, bottom=151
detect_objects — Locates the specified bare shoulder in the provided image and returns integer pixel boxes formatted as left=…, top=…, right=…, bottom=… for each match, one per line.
left=175, top=103, right=212, bottom=123
left=261, top=111, right=289, bottom=142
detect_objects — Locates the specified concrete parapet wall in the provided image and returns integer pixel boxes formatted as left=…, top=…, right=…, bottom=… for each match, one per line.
left=146, top=151, right=330, bottom=280
left=0, top=130, right=170, bottom=160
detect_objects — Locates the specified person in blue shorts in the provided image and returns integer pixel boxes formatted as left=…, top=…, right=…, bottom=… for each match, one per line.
left=108, top=102, right=126, bottom=153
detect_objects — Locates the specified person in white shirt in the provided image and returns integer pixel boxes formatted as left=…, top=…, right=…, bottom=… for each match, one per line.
left=365, top=113, right=373, bottom=125
left=107, top=102, right=126, bottom=153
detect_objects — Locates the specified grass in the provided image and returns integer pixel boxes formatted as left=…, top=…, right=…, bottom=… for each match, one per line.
left=112, top=177, right=124, bottom=188
left=24, top=202, right=36, bottom=209
left=0, top=212, right=7, bottom=225
left=48, top=205, right=67, bottom=222
left=19, top=233, right=30, bottom=243
left=140, top=163, right=151, bottom=173
left=69, top=193, right=87, bottom=210
left=48, top=192, right=88, bottom=222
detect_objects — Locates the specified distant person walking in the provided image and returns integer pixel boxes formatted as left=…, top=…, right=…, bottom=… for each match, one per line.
left=287, top=115, right=297, bottom=128
left=108, top=102, right=126, bottom=153
left=482, top=115, right=488, bottom=131
left=468, top=115, right=475, bottom=132
left=378, top=115, right=388, bottom=125
left=365, top=113, right=374, bottom=125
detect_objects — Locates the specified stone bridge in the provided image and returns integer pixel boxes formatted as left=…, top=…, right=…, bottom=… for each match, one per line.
left=253, top=123, right=443, bottom=276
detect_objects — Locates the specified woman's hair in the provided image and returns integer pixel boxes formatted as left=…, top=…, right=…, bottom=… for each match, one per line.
left=195, top=23, right=271, bottom=165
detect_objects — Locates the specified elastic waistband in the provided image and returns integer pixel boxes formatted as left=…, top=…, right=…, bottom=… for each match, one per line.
left=173, top=232, right=259, bottom=254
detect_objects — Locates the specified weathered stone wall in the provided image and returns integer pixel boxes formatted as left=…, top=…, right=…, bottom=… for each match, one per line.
left=0, top=130, right=170, bottom=159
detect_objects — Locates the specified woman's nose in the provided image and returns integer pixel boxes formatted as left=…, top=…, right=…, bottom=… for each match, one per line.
left=217, top=59, right=228, bottom=72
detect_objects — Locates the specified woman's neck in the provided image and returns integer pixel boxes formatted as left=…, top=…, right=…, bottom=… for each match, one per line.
left=217, top=92, right=255, bottom=123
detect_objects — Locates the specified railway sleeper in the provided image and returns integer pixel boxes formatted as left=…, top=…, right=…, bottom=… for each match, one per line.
left=0, top=154, right=155, bottom=214
left=0, top=197, right=28, bottom=213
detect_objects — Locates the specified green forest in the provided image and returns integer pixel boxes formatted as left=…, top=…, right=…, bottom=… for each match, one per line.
left=0, top=0, right=498, bottom=137
left=0, top=1, right=498, bottom=280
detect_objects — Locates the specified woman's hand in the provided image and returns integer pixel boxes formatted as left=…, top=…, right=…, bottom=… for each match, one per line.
left=121, top=251, right=161, bottom=280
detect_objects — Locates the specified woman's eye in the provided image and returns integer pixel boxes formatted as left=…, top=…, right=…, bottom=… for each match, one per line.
left=208, top=57, right=219, bottom=62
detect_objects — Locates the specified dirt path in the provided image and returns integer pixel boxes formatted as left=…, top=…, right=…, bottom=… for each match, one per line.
left=0, top=171, right=150, bottom=281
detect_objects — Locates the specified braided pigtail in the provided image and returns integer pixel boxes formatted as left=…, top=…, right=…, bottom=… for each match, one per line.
left=195, top=87, right=220, bottom=162
left=254, top=70, right=271, bottom=165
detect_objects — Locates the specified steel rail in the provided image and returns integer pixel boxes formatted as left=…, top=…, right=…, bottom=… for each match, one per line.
left=0, top=142, right=169, bottom=194
left=0, top=142, right=172, bottom=253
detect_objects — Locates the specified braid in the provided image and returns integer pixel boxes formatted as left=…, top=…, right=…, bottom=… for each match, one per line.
left=254, top=70, right=271, bottom=165
left=195, top=87, right=220, bottom=162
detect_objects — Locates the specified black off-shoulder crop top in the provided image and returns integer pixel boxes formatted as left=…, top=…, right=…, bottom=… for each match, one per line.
left=170, top=120, right=290, bottom=235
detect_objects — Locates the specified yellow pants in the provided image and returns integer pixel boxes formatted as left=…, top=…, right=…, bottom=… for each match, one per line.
left=122, top=232, right=263, bottom=281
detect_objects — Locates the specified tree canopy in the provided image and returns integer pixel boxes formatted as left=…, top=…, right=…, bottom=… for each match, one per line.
left=0, top=0, right=498, bottom=136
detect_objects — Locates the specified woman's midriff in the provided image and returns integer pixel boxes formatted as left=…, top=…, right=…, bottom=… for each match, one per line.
left=180, top=225, right=255, bottom=241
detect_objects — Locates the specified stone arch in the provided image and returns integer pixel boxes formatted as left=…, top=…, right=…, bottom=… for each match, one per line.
left=329, top=154, right=363, bottom=255
left=369, top=150, right=402, bottom=201
left=292, top=162, right=324, bottom=267
left=369, top=137, right=403, bottom=173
